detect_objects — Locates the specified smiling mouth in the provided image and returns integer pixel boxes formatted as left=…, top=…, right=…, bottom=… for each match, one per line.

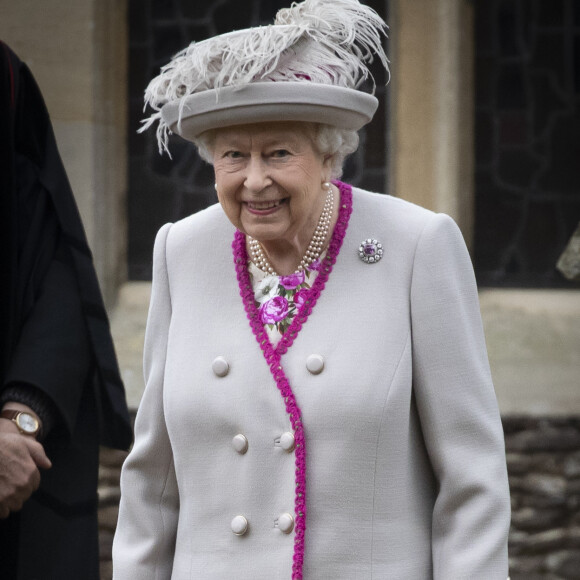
left=246, top=199, right=286, bottom=210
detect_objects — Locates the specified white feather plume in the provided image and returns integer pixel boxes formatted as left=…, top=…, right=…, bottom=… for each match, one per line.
left=141, top=0, right=389, bottom=153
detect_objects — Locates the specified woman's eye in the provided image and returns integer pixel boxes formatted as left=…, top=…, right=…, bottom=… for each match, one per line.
left=272, top=149, right=290, bottom=158
left=224, top=150, right=243, bottom=159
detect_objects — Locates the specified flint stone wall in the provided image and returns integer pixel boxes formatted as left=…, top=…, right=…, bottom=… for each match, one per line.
left=96, top=416, right=580, bottom=579
left=507, top=417, right=580, bottom=580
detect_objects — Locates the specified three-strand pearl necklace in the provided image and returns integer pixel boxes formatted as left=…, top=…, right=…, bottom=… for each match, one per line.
left=248, top=183, right=334, bottom=276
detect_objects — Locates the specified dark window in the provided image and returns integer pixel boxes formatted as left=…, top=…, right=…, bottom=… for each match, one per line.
left=474, top=0, right=580, bottom=287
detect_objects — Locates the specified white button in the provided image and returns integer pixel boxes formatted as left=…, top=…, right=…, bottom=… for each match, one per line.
left=277, top=513, right=295, bottom=534
left=232, top=434, right=248, bottom=454
left=280, top=432, right=295, bottom=452
left=231, top=515, right=248, bottom=536
left=212, top=356, right=229, bottom=377
left=306, top=354, right=324, bottom=374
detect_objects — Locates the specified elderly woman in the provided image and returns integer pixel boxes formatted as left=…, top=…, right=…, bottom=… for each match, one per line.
left=113, top=1, right=510, bottom=578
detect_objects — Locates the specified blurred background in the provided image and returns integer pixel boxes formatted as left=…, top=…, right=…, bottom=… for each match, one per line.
left=1, top=0, right=579, bottom=578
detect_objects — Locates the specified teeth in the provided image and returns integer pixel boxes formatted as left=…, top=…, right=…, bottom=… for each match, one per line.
left=248, top=200, right=281, bottom=210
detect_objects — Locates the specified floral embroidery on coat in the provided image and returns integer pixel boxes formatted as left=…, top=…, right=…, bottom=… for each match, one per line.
left=249, top=256, right=324, bottom=345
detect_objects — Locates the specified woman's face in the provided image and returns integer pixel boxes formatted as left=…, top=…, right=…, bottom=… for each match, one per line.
left=212, top=122, right=332, bottom=246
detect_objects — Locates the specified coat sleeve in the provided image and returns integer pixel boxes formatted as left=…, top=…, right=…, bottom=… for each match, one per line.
left=113, top=223, right=178, bottom=579
left=410, top=213, right=510, bottom=579
left=3, top=237, right=91, bottom=437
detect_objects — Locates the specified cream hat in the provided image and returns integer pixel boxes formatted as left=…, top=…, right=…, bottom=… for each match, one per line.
left=140, top=0, right=389, bottom=153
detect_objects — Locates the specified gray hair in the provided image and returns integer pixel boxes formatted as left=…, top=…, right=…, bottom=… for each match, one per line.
left=194, top=123, right=359, bottom=179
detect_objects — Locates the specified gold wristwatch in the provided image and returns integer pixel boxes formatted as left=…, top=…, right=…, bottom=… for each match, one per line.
left=1, top=409, right=41, bottom=437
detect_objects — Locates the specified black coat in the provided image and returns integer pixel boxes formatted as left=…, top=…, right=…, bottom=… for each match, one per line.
left=0, top=41, right=132, bottom=579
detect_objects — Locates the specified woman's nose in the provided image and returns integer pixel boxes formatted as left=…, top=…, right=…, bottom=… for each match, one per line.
left=244, top=158, right=271, bottom=192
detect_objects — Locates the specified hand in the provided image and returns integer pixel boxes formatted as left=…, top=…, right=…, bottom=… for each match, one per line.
left=0, top=422, right=52, bottom=519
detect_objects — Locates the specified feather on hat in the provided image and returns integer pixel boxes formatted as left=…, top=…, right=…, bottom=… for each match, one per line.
left=141, top=0, right=389, bottom=153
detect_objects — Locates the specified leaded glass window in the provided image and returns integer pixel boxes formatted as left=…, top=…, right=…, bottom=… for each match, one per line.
left=475, top=0, right=580, bottom=287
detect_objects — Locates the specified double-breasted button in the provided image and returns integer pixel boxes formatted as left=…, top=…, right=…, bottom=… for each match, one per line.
left=306, top=354, right=324, bottom=374
left=212, top=356, right=229, bottom=377
left=232, top=434, right=248, bottom=454
left=279, top=431, right=295, bottom=452
left=231, top=515, right=248, bottom=536
left=277, top=513, right=295, bottom=534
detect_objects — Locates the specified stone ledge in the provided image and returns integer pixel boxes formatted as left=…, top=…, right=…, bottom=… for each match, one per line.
left=480, top=289, right=580, bottom=416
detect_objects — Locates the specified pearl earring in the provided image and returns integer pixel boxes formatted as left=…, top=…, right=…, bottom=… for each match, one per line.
left=214, top=183, right=218, bottom=191
left=323, top=181, right=331, bottom=190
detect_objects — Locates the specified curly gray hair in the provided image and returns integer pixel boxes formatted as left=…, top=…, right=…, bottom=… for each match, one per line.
left=194, top=123, right=359, bottom=179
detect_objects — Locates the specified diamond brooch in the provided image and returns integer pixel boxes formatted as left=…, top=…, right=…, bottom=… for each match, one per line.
left=358, top=238, right=383, bottom=264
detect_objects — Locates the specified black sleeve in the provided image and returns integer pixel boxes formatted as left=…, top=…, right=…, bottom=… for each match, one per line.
left=1, top=45, right=131, bottom=450
left=3, top=237, right=92, bottom=438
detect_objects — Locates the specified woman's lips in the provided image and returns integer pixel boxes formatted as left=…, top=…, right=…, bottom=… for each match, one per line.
left=245, top=199, right=286, bottom=215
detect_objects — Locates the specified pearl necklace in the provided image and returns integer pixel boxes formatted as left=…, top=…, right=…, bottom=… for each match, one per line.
left=248, top=183, right=334, bottom=276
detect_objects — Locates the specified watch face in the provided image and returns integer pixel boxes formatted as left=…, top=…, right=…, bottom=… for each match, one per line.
left=17, top=413, right=39, bottom=434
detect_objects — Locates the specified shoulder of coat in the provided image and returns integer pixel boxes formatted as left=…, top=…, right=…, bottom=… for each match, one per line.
left=350, top=186, right=436, bottom=233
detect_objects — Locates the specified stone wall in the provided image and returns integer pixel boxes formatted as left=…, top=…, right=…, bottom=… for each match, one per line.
left=506, top=417, right=580, bottom=579
left=97, top=416, right=580, bottom=579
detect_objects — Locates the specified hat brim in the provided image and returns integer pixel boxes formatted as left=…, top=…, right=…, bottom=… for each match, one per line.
left=161, top=82, right=378, bottom=139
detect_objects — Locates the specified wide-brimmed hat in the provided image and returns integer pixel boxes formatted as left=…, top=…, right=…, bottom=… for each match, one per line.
left=141, top=0, right=389, bottom=153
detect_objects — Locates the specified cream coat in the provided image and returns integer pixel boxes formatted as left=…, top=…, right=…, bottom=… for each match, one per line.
left=113, top=187, right=511, bottom=579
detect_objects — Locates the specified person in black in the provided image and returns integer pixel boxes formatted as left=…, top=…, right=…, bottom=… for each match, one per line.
left=0, top=41, right=132, bottom=579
